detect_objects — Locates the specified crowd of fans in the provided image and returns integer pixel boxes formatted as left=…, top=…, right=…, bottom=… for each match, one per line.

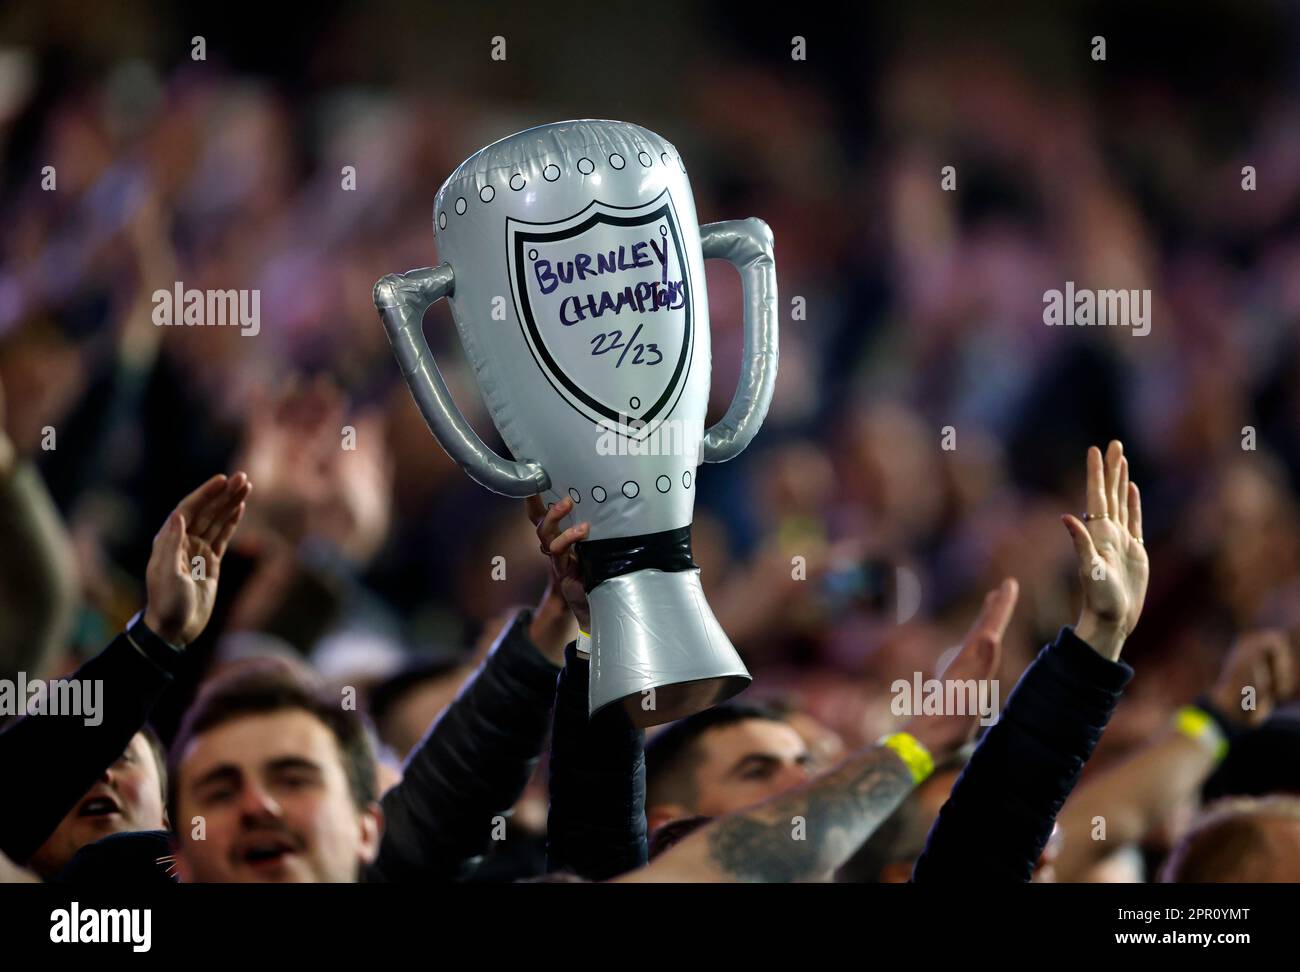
left=1, top=3, right=1299, bottom=884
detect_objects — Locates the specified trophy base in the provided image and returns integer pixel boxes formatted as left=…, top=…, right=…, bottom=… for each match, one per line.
left=613, top=675, right=751, bottom=727
left=587, top=567, right=751, bottom=728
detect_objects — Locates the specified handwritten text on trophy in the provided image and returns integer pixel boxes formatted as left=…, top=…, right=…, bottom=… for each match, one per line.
left=531, top=232, right=684, bottom=367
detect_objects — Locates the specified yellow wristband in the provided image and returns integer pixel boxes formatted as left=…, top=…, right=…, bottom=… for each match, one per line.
left=576, top=630, right=592, bottom=657
left=1173, top=706, right=1229, bottom=762
left=878, top=732, right=935, bottom=784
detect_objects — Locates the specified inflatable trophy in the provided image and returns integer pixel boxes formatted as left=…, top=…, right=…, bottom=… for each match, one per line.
left=373, top=120, right=777, bottom=727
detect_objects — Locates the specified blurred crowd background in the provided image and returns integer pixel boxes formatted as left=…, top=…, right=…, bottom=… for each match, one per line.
left=2, top=0, right=1299, bottom=880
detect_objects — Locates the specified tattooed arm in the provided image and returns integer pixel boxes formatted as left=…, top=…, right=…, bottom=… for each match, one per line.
left=619, top=741, right=915, bottom=882
left=618, top=579, right=1019, bottom=883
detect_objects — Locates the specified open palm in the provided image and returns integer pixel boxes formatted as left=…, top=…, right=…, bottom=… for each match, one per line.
left=1061, top=441, right=1149, bottom=657
left=144, top=473, right=252, bottom=646
left=906, top=577, right=1018, bottom=755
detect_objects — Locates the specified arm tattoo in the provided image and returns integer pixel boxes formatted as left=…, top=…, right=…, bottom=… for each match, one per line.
left=705, top=747, right=915, bottom=882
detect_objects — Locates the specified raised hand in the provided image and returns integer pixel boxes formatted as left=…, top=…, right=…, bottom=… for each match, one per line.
left=234, top=378, right=394, bottom=566
left=1060, top=440, right=1149, bottom=660
left=906, top=577, right=1019, bottom=756
left=143, top=473, right=252, bottom=646
left=316, top=406, right=394, bottom=565
left=1209, top=629, right=1297, bottom=727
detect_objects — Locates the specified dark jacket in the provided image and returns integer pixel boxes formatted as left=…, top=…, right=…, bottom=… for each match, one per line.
left=57, top=829, right=176, bottom=884
left=0, top=624, right=183, bottom=865
left=545, top=644, right=647, bottom=880
left=3, top=610, right=561, bottom=882
left=911, top=626, right=1134, bottom=883
left=367, top=610, right=561, bottom=881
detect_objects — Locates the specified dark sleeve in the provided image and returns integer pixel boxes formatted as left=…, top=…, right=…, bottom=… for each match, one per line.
left=0, top=626, right=184, bottom=864
left=141, top=548, right=262, bottom=746
left=546, top=643, right=647, bottom=880
left=56, top=829, right=176, bottom=884
left=911, top=626, right=1134, bottom=883
left=366, top=610, right=562, bottom=882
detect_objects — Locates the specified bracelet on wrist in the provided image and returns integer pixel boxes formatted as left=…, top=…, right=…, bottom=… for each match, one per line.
left=1173, top=705, right=1230, bottom=762
left=877, top=731, right=935, bottom=784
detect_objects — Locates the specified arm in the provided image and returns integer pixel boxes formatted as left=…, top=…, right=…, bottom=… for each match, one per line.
left=546, top=644, right=648, bottom=879
left=620, top=578, right=1020, bottom=882
left=911, top=626, right=1133, bottom=882
left=367, top=592, right=569, bottom=882
left=1055, top=728, right=1211, bottom=883
left=0, top=472, right=250, bottom=863
left=0, top=627, right=182, bottom=863
left=526, top=494, right=649, bottom=879
left=621, top=738, right=917, bottom=882
left=1054, top=629, right=1294, bottom=881
left=913, top=440, right=1149, bottom=882
left=0, top=395, right=78, bottom=679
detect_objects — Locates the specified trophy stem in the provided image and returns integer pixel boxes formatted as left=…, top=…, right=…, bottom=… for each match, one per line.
left=586, top=567, right=751, bottom=728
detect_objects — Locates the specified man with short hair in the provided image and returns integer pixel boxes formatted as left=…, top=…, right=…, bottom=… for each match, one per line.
left=165, top=569, right=574, bottom=883
left=644, top=703, right=817, bottom=832
left=7, top=468, right=579, bottom=884
left=67, top=569, right=574, bottom=884
left=168, top=664, right=382, bottom=883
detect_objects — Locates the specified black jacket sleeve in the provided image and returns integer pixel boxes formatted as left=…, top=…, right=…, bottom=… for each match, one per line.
left=911, top=626, right=1134, bottom=883
left=545, top=643, right=647, bottom=880
left=57, top=829, right=176, bottom=884
left=366, top=610, right=562, bottom=882
left=0, top=626, right=184, bottom=864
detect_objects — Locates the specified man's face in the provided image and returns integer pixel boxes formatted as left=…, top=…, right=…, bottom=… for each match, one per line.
left=173, top=710, right=381, bottom=883
left=684, top=718, right=815, bottom=818
left=29, top=731, right=165, bottom=878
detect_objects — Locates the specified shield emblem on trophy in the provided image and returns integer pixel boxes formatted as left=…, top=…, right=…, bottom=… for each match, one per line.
left=507, top=190, right=694, bottom=440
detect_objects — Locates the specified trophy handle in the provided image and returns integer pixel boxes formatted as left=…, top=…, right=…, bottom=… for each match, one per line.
left=373, top=265, right=551, bottom=497
left=698, top=218, right=779, bottom=464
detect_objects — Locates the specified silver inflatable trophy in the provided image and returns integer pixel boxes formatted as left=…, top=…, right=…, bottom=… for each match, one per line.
left=374, top=120, right=777, bottom=727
